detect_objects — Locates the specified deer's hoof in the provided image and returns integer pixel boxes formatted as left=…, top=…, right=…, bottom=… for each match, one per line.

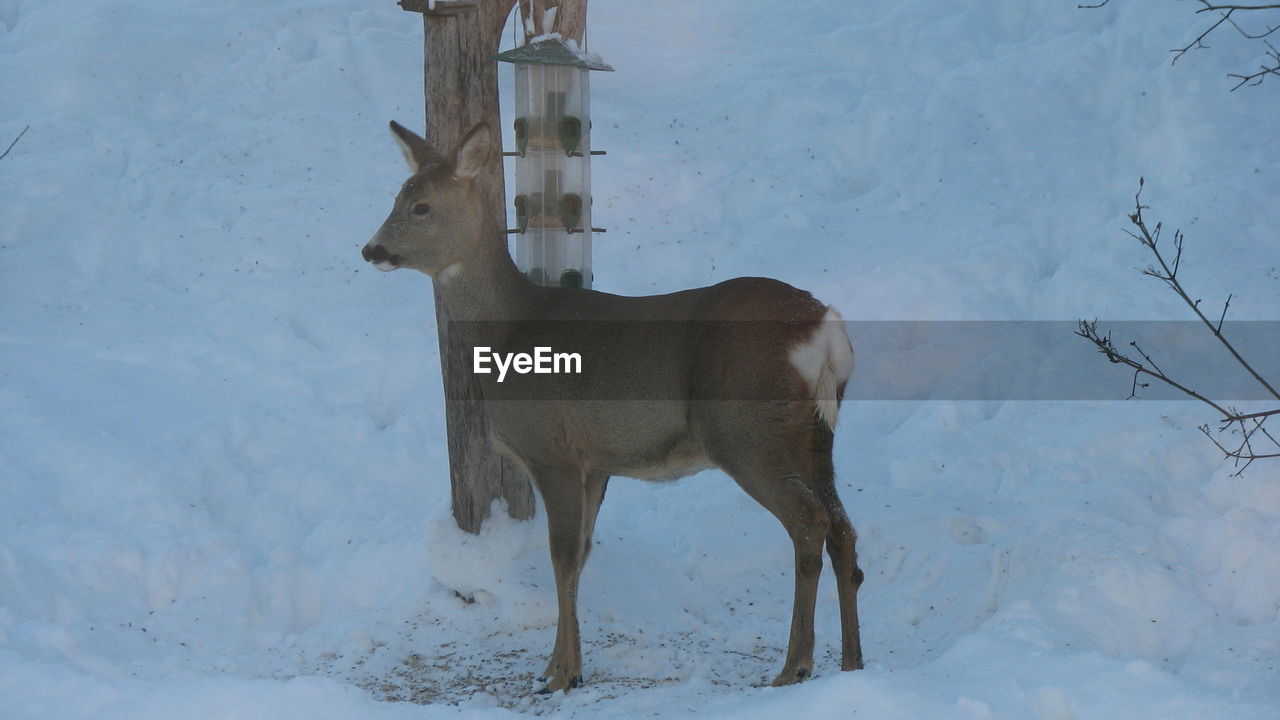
left=535, top=674, right=583, bottom=695
left=770, top=665, right=811, bottom=687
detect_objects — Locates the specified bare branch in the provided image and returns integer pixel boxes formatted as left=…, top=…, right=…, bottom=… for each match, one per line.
left=1229, top=407, right=1280, bottom=422
left=1224, top=11, right=1280, bottom=38
left=1075, top=320, right=1234, bottom=417
left=1123, top=185, right=1280, bottom=403
left=1196, top=4, right=1280, bottom=12
left=1228, top=40, right=1280, bottom=88
left=0, top=125, right=29, bottom=161
left=1253, top=416, right=1280, bottom=448
left=1173, top=8, right=1234, bottom=64
left=1078, top=183, right=1280, bottom=473
left=1085, top=1, right=1280, bottom=88
left=1202, top=417, right=1280, bottom=475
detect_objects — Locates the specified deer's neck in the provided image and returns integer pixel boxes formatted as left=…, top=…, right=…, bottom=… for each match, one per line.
left=433, top=227, right=534, bottom=323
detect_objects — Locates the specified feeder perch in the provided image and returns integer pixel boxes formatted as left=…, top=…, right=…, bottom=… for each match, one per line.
left=495, top=38, right=612, bottom=289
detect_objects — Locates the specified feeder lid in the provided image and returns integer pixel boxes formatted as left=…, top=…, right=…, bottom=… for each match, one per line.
left=493, top=37, right=614, bottom=71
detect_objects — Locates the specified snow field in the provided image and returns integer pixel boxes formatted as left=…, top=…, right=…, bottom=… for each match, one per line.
left=2, top=0, right=1278, bottom=717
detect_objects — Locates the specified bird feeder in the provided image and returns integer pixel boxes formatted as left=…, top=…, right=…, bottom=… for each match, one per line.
left=495, top=38, right=611, bottom=289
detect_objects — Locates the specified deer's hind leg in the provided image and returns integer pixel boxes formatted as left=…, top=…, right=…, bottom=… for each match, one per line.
left=812, top=423, right=864, bottom=671
left=715, top=424, right=831, bottom=686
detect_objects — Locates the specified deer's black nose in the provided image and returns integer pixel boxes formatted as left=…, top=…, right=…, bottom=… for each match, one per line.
left=363, top=243, right=389, bottom=263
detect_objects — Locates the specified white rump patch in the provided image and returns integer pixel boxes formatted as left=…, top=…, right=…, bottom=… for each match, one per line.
left=789, top=307, right=854, bottom=428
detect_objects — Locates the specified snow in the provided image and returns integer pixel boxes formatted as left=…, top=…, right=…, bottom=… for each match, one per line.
left=2, top=0, right=1279, bottom=718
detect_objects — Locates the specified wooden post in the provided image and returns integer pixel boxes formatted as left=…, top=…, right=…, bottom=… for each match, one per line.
left=399, top=0, right=588, bottom=533
left=518, top=0, right=588, bottom=42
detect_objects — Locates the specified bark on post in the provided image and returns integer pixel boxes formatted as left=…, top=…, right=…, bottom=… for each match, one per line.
left=400, top=0, right=588, bottom=533
left=517, top=0, right=587, bottom=42
left=552, top=0, right=588, bottom=42
left=413, top=0, right=528, bottom=533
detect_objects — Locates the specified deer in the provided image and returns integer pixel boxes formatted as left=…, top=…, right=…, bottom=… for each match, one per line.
left=361, top=120, right=864, bottom=693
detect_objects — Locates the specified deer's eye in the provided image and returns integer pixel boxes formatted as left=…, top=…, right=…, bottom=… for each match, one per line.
left=412, top=203, right=431, bottom=216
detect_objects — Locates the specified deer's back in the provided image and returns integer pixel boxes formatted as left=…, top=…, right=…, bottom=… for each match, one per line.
left=484, top=277, right=834, bottom=478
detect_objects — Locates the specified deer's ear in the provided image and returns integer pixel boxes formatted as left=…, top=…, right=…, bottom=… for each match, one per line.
left=454, top=123, right=492, bottom=180
left=389, top=121, right=445, bottom=174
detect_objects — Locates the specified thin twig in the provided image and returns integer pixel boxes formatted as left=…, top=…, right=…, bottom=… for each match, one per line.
left=1084, top=0, right=1280, bottom=87
left=1196, top=4, right=1280, bottom=12
left=1228, top=40, right=1280, bottom=88
left=1126, top=184, right=1280, bottom=402
left=1253, top=417, right=1280, bottom=449
left=1076, top=320, right=1235, bottom=417
left=1224, top=11, right=1280, bottom=38
left=1216, top=294, right=1232, bottom=333
left=1129, top=341, right=1166, bottom=377
left=0, top=125, right=29, bottom=161
left=1203, top=416, right=1280, bottom=475
left=1077, top=182, right=1280, bottom=472
left=1173, top=8, right=1234, bottom=64
left=1228, top=407, right=1280, bottom=422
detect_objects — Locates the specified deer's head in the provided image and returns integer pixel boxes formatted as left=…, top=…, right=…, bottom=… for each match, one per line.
left=362, top=121, right=492, bottom=276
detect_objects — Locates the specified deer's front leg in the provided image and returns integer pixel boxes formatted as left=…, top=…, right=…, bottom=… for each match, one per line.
left=531, top=467, right=588, bottom=694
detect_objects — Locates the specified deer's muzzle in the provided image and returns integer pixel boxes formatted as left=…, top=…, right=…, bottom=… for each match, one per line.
left=361, top=242, right=401, bottom=271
